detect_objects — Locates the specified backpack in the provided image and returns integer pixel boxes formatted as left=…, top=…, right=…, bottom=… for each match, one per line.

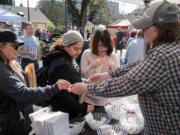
left=36, top=58, right=60, bottom=87
left=36, top=66, right=50, bottom=87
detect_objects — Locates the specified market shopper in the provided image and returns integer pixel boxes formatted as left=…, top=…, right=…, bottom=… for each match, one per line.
left=19, top=22, right=39, bottom=70
left=70, top=1, right=180, bottom=134
left=80, top=29, right=118, bottom=106
left=81, top=29, right=118, bottom=79
left=0, top=30, right=71, bottom=135
left=125, top=30, right=147, bottom=64
left=41, top=30, right=94, bottom=119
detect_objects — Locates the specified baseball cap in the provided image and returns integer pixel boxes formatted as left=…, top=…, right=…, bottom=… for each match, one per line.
left=62, top=30, right=83, bottom=47
left=0, top=29, right=24, bottom=45
left=132, top=0, right=180, bottom=29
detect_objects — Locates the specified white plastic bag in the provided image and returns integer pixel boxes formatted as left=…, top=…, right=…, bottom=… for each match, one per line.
left=29, top=107, right=70, bottom=135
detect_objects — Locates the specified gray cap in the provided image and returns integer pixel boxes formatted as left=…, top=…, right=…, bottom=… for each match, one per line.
left=62, top=30, right=83, bottom=47
left=132, top=0, right=180, bottom=29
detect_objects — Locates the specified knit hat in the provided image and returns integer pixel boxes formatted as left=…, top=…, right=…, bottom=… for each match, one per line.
left=62, top=30, right=83, bottom=47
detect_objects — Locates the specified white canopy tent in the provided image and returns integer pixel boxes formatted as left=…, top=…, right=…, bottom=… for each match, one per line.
left=107, top=18, right=131, bottom=30
left=0, top=8, right=21, bottom=25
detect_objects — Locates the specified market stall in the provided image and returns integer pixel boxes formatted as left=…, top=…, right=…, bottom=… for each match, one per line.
left=0, top=8, right=21, bottom=25
left=30, top=95, right=144, bottom=135
left=107, top=19, right=132, bottom=35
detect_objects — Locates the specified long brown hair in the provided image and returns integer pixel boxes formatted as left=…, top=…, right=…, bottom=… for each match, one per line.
left=0, top=42, right=23, bottom=75
left=153, top=20, right=180, bottom=46
left=50, top=38, right=64, bottom=50
left=0, top=42, right=9, bottom=64
left=90, top=30, right=113, bottom=56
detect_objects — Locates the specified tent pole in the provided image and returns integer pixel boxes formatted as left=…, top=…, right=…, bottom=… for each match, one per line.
left=27, top=0, right=30, bottom=21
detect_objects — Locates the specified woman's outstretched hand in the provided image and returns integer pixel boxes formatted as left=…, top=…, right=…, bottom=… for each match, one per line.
left=87, top=104, right=94, bottom=113
left=56, top=79, right=71, bottom=90
left=88, top=72, right=111, bottom=82
left=69, top=82, right=88, bottom=95
left=91, top=58, right=105, bottom=68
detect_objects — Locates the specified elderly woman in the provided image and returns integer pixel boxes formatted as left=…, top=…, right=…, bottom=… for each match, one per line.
left=70, top=1, right=180, bottom=134
left=0, top=30, right=68, bottom=135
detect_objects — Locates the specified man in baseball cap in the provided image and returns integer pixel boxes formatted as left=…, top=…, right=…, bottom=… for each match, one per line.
left=69, top=1, right=180, bottom=134
left=132, top=0, right=180, bottom=29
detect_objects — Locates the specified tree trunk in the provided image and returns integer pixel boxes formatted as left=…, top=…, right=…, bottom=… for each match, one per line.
left=80, top=0, right=90, bottom=30
left=67, top=0, right=90, bottom=31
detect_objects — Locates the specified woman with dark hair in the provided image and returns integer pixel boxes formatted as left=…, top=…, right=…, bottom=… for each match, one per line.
left=71, top=1, right=180, bottom=134
left=80, top=29, right=118, bottom=106
left=81, top=29, right=118, bottom=79
left=42, top=30, right=94, bottom=119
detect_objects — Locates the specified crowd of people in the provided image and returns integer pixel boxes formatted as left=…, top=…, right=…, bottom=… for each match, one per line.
left=0, top=0, right=180, bottom=135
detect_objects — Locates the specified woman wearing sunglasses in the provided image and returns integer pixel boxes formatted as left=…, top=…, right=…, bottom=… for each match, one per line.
left=0, top=30, right=70, bottom=135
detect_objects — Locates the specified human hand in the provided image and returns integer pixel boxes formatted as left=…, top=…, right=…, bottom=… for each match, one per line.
left=88, top=72, right=111, bottom=82
left=69, top=82, right=88, bottom=95
left=56, top=79, right=71, bottom=91
left=105, top=61, right=116, bottom=70
left=87, top=104, right=94, bottom=113
left=92, top=58, right=105, bottom=68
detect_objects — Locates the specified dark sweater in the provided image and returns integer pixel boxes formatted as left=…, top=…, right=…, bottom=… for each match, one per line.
left=42, top=47, right=87, bottom=119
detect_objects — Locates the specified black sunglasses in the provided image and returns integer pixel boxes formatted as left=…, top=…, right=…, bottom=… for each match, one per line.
left=10, top=43, right=22, bottom=50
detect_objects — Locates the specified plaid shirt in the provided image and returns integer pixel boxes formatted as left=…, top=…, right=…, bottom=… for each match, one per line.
left=88, top=42, right=180, bottom=135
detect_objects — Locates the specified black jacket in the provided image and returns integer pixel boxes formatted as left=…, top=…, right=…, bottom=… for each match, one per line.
left=42, top=47, right=87, bottom=119
left=0, top=59, right=59, bottom=135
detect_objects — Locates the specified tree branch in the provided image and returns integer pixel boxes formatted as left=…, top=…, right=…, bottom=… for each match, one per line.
left=67, top=0, right=81, bottom=18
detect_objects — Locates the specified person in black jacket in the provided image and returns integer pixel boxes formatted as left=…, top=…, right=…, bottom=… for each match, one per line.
left=42, top=30, right=94, bottom=119
left=0, top=30, right=70, bottom=135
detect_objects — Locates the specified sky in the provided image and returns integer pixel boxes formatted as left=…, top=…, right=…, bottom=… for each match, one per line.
left=15, top=0, right=39, bottom=7
left=118, top=1, right=141, bottom=14
left=15, top=0, right=142, bottom=14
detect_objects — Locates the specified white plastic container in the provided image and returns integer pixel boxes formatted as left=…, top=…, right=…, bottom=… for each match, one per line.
left=70, top=121, right=86, bottom=135
left=85, top=112, right=111, bottom=130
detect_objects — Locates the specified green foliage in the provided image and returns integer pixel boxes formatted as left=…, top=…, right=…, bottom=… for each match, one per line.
left=88, top=0, right=110, bottom=24
left=51, top=33, right=61, bottom=38
left=67, top=0, right=90, bottom=29
left=38, top=0, right=117, bottom=30
left=38, top=0, right=69, bottom=26
left=0, top=0, right=13, bottom=5
left=47, top=22, right=56, bottom=31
